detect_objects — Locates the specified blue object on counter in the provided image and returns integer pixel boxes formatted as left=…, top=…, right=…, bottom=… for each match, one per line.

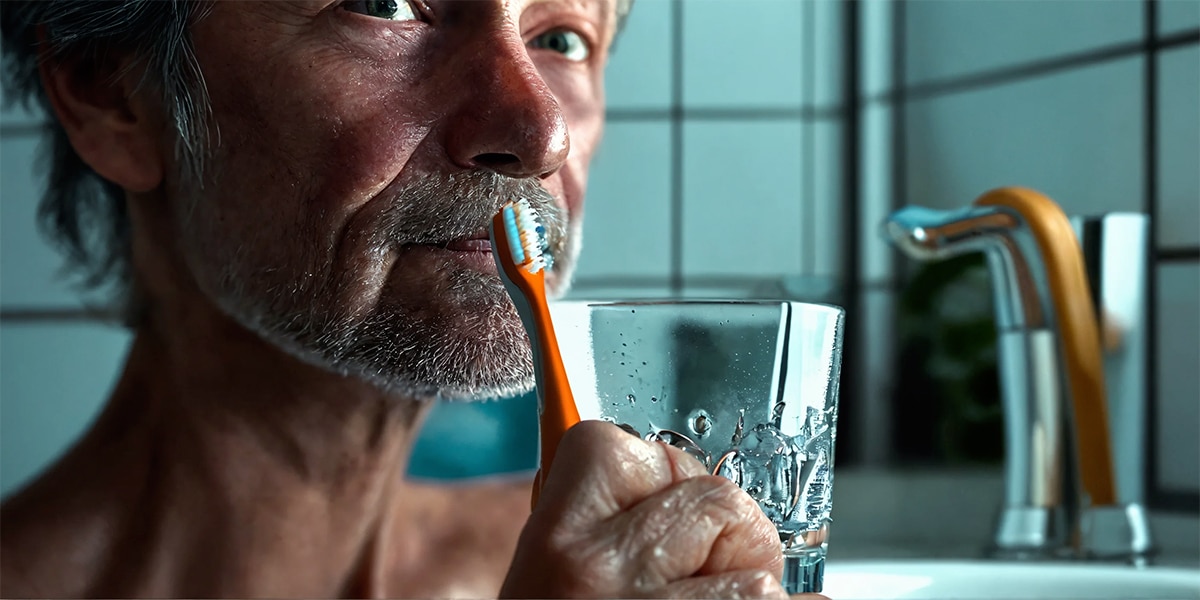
left=407, top=391, right=539, bottom=480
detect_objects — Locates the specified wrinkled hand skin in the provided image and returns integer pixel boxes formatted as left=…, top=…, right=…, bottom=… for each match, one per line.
left=500, top=421, right=830, bottom=599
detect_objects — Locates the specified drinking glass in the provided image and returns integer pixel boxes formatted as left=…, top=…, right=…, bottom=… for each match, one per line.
left=548, top=300, right=845, bottom=593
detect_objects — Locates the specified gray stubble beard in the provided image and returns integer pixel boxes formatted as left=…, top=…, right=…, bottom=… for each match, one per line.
left=183, top=171, right=576, bottom=402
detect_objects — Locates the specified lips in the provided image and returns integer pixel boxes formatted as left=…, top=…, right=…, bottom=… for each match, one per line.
left=442, top=231, right=492, bottom=252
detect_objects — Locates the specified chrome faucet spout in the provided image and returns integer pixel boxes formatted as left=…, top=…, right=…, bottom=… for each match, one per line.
left=884, top=204, right=1049, bottom=332
left=885, top=201, right=1070, bottom=554
left=884, top=188, right=1145, bottom=561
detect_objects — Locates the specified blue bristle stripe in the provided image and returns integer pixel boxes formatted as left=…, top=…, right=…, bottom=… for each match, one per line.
left=516, top=202, right=544, bottom=273
left=503, top=207, right=526, bottom=264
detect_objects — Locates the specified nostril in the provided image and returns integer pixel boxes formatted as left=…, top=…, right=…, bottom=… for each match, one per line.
left=473, top=152, right=521, bottom=171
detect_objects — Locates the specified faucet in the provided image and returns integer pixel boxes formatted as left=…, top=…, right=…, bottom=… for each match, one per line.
left=884, top=187, right=1154, bottom=562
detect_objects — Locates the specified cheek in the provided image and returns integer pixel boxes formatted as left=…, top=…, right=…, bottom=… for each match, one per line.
left=192, top=49, right=439, bottom=268
left=560, top=114, right=602, bottom=221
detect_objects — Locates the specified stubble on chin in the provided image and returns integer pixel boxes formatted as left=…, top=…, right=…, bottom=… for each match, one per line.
left=192, top=171, right=576, bottom=401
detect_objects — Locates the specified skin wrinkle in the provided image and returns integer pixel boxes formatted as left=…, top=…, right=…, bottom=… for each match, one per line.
left=516, top=425, right=783, bottom=598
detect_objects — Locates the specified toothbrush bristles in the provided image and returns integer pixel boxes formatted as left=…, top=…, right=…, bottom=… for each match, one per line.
left=508, top=199, right=547, bottom=274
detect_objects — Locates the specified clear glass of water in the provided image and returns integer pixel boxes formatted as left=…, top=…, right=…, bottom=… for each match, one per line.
left=549, top=300, right=845, bottom=594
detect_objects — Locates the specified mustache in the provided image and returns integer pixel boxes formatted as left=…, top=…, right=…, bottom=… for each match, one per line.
left=370, top=171, right=567, bottom=260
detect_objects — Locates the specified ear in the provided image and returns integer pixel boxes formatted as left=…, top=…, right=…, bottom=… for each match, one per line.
left=39, top=50, right=166, bottom=193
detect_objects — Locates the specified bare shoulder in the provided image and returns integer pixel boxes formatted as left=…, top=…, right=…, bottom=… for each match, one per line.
left=0, top=479, right=100, bottom=598
left=389, top=475, right=534, bottom=597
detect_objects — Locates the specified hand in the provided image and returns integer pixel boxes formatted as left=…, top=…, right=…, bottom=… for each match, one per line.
left=500, top=420, right=825, bottom=599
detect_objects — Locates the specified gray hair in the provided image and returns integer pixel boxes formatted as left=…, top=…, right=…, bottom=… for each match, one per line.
left=0, top=0, right=633, bottom=324
left=1, top=0, right=214, bottom=322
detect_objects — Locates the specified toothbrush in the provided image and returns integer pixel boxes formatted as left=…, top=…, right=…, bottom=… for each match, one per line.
left=489, top=199, right=579, bottom=510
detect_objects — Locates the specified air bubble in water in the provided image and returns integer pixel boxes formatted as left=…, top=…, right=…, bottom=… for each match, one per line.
left=645, top=426, right=710, bottom=468
left=688, top=410, right=712, bottom=437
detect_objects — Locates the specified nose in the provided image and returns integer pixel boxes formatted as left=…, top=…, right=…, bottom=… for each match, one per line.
left=443, top=27, right=570, bottom=179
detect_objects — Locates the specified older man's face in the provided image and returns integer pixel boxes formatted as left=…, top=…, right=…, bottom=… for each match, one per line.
left=173, top=0, right=613, bottom=398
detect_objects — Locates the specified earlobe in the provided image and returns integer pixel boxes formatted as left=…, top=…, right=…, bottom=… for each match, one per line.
left=39, top=52, right=165, bottom=193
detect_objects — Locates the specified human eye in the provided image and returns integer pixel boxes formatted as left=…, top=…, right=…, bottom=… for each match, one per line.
left=341, top=0, right=420, bottom=21
left=529, top=28, right=590, bottom=62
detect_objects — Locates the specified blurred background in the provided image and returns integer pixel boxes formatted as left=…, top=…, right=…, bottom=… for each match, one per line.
left=1, top=0, right=1197, bottom=522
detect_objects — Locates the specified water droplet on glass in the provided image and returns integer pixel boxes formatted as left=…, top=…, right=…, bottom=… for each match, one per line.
left=650, top=396, right=658, bottom=403
left=627, top=394, right=636, bottom=405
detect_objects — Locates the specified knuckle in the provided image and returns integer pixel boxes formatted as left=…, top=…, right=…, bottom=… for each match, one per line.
left=559, top=420, right=642, bottom=465
left=562, top=419, right=623, bottom=447
left=678, top=475, right=758, bottom=518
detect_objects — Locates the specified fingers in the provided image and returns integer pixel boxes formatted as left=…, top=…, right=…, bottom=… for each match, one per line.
left=603, top=475, right=785, bottom=588
left=534, top=420, right=709, bottom=523
left=501, top=420, right=786, bottom=599
left=651, top=569, right=788, bottom=600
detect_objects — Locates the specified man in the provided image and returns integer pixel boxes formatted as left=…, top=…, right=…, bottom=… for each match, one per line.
left=0, top=1, right=813, bottom=597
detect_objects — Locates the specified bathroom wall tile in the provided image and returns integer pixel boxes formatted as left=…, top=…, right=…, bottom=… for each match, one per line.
left=0, top=321, right=131, bottom=497
left=563, top=284, right=675, bottom=301
left=605, top=0, right=672, bottom=110
left=1160, top=0, right=1200, bottom=35
left=682, top=0, right=804, bottom=108
left=681, top=120, right=804, bottom=278
left=856, top=287, right=896, bottom=465
left=904, top=58, right=1143, bottom=217
left=807, top=0, right=845, bottom=110
left=572, top=121, right=673, bottom=281
left=408, top=393, right=538, bottom=480
left=681, top=277, right=781, bottom=300
left=0, top=134, right=92, bottom=309
left=904, top=0, right=1142, bottom=87
left=809, top=118, right=843, bottom=278
left=861, top=0, right=895, bottom=99
left=861, top=104, right=894, bottom=283
left=1155, top=262, right=1200, bottom=493
left=1157, top=46, right=1200, bottom=248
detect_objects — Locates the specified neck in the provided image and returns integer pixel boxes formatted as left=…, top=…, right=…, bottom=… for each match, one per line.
left=82, top=286, right=434, bottom=596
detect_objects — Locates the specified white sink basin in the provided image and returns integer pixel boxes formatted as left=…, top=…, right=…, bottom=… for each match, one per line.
left=823, top=560, right=1200, bottom=599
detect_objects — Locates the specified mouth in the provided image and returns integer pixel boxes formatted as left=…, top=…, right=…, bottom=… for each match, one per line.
left=440, top=230, right=492, bottom=252
left=398, top=231, right=498, bottom=273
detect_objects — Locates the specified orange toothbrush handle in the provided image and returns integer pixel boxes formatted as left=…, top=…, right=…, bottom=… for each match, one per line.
left=530, top=295, right=579, bottom=511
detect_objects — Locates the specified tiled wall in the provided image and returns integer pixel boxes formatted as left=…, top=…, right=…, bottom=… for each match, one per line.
left=865, top=0, right=1199, bottom=509
left=571, top=0, right=844, bottom=298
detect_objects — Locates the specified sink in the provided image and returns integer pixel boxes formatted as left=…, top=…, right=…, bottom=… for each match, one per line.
left=823, top=560, right=1200, bottom=599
